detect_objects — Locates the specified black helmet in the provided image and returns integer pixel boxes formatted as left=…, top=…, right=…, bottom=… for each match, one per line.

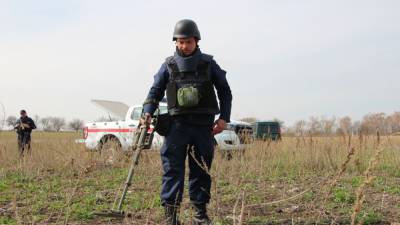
left=172, top=19, right=201, bottom=41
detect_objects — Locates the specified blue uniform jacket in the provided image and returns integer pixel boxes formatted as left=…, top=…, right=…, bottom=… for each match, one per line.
left=143, top=53, right=232, bottom=123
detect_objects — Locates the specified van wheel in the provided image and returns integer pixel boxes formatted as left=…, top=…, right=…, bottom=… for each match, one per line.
left=224, top=152, right=233, bottom=160
left=98, top=136, right=123, bottom=165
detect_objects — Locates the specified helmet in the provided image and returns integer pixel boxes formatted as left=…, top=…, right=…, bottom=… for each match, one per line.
left=172, top=19, right=201, bottom=41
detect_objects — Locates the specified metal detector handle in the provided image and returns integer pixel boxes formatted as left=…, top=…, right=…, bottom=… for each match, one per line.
left=140, top=125, right=149, bottom=148
left=132, top=123, right=148, bottom=150
left=115, top=124, right=149, bottom=211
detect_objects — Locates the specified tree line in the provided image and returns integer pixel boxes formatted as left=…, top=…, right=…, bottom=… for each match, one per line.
left=286, top=112, right=400, bottom=136
left=6, top=111, right=400, bottom=135
left=240, top=112, right=400, bottom=136
left=5, top=115, right=84, bottom=132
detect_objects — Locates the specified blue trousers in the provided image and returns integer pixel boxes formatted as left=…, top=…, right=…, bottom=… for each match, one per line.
left=17, top=132, right=31, bottom=156
left=160, top=121, right=214, bottom=205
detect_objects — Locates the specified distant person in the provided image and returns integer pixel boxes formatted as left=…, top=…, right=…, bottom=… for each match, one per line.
left=14, top=110, right=36, bottom=157
left=141, top=19, right=232, bottom=225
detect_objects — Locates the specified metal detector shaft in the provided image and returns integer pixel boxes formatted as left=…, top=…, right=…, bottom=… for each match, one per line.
left=115, top=125, right=148, bottom=212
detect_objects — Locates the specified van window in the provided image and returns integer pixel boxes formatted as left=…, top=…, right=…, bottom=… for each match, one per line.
left=158, top=106, right=168, bottom=115
left=131, top=107, right=142, bottom=120
left=131, top=106, right=168, bottom=120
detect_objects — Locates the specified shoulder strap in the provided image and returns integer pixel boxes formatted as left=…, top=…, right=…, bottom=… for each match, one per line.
left=165, top=56, right=181, bottom=80
left=196, top=54, right=212, bottom=80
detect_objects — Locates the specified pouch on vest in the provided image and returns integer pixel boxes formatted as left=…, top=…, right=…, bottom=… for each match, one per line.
left=177, top=86, right=200, bottom=107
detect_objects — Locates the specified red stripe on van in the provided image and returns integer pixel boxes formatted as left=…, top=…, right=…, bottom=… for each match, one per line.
left=87, top=128, right=154, bottom=133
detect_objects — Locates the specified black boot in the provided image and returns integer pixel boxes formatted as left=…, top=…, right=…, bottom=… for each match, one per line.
left=164, top=204, right=181, bottom=225
left=192, top=203, right=212, bottom=225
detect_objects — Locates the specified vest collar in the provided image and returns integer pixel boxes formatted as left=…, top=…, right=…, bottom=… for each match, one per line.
left=173, top=48, right=202, bottom=72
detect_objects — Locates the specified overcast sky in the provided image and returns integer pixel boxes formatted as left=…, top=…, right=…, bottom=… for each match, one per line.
left=1, top=0, right=399, bottom=125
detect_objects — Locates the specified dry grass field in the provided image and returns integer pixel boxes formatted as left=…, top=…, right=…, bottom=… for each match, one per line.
left=0, top=131, right=399, bottom=224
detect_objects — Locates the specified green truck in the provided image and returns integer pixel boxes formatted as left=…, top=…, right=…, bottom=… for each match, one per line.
left=253, top=121, right=282, bottom=141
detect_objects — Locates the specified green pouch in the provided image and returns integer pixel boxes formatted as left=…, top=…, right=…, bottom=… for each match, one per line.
left=177, top=86, right=199, bottom=107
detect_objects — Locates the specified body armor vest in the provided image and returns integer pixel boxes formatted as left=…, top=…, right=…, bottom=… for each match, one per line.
left=165, top=53, right=220, bottom=116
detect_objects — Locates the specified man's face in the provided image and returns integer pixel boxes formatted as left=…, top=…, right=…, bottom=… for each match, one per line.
left=176, top=37, right=197, bottom=56
left=20, top=112, right=26, bottom=118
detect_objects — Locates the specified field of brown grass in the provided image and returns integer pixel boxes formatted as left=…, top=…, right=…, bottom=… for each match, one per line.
left=0, top=131, right=399, bottom=224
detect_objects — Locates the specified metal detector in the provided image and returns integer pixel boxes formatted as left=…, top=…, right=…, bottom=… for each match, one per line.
left=94, top=120, right=154, bottom=218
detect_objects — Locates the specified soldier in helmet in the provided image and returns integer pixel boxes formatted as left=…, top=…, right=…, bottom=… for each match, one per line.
left=14, top=110, right=36, bottom=157
left=141, top=19, right=232, bottom=225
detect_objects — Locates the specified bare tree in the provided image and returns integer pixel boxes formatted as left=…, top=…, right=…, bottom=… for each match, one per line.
left=387, top=112, right=400, bottom=133
left=6, top=116, right=17, bottom=127
left=40, top=117, right=53, bottom=131
left=33, top=115, right=40, bottom=127
left=320, top=116, right=336, bottom=135
left=392, top=112, right=400, bottom=133
left=352, top=120, right=361, bottom=135
left=361, top=113, right=387, bottom=134
left=50, top=117, right=66, bottom=132
left=294, top=120, right=307, bottom=136
left=338, top=116, right=352, bottom=135
left=308, top=116, right=322, bottom=135
left=68, top=119, right=84, bottom=132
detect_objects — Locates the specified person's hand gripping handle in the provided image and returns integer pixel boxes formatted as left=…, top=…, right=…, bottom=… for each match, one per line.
left=140, top=112, right=152, bottom=128
left=212, top=119, right=226, bottom=135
